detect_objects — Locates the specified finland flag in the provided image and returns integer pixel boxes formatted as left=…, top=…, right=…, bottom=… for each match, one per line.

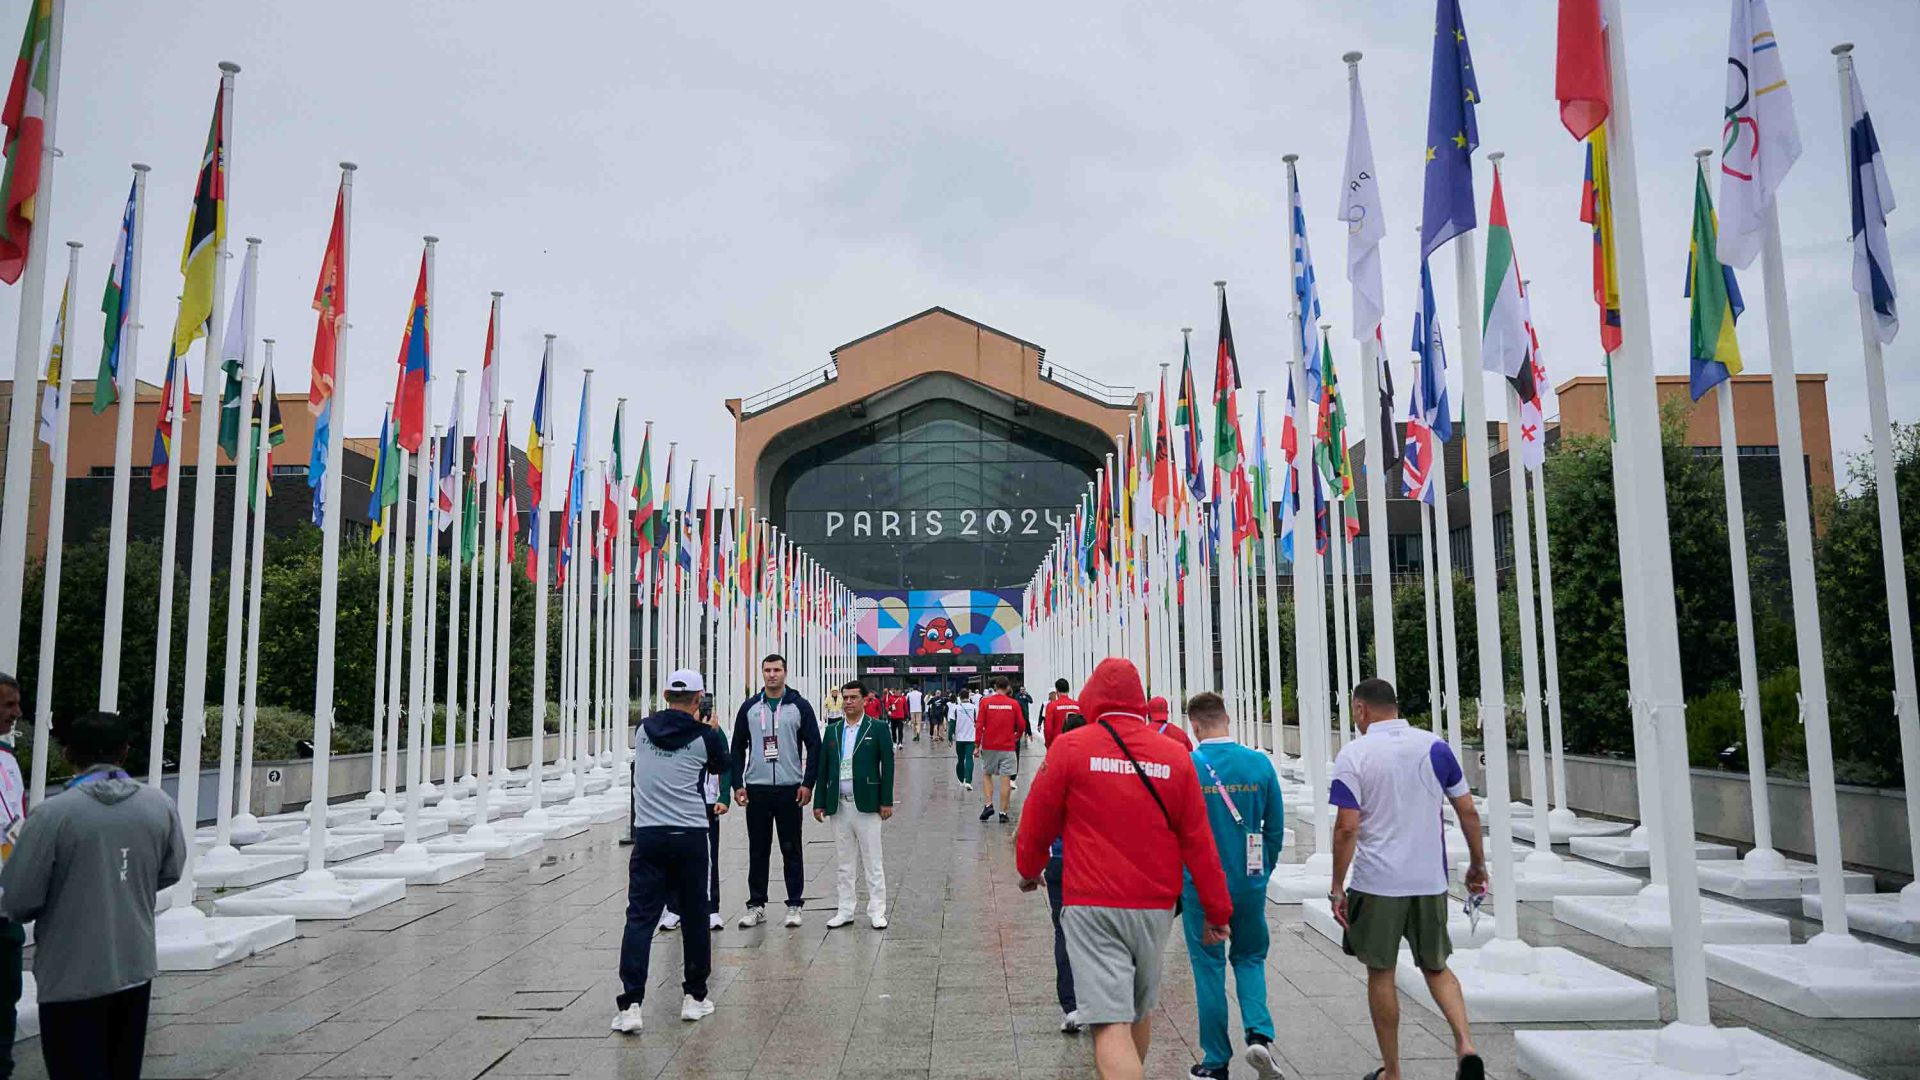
left=1847, top=62, right=1898, bottom=344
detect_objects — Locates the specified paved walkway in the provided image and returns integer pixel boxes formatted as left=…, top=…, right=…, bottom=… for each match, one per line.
left=17, top=740, right=1917, bottom=1079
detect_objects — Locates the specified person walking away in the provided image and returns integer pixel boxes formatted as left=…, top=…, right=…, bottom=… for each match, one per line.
left=907, top=685, right=925, bottom=742
left=1042, top=678, right=1080, bottom=747
left=1015, top=658, right=1232, bottom=1080
left=1, top=711, right=186, bottom=1080
left=614, top=670, right=733, bottom=1033
left=1009, top=682, right=1034, bottom=791
left=0, top=674, right=24, bottom=1078
left=1045, top=712, right=1091, bottom=1034
left=1180, top=693, right=1287, bottom=1080
left=659, top=694, right=728, bottom=933
left=976, top=677, right=1024, bottom=822
left=926, top=691, right=946, bottom=745
left=1149, top=696, right=1193, bottom=751
left=729, top=654, right=821, bottom=929
left=885, top=689, right=908, bottom=747
left=950, top=690, right=977, bottom=790
left=814, top=681, right=894, bottom=929
left=1329, top=678, right=1485, bottom=1080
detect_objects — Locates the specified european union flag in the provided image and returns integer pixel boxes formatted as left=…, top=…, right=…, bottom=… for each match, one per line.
left=1420, top=0, right=1481, bottom=259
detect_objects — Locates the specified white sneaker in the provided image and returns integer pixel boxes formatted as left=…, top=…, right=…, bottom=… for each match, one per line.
left=1245, top=1041, right=1282, bottom=1079
left=826, top=912, right=854, bottom=929
left=783, top=907, right=804, bottom=928
left=1060, top=1010, right=1081, bottom=1034
left=870, top=913, right=889, bottom=930
left=679, top=995, right=715, bottom=1021
left=708, top=912, right=724, bottom=931
left=610, top=1004, right=644, bottom=1034
left=657, top=910, right=681, bottom=932
left=964, top=782, right=972, bottom=791
left=738, top=906, right=766, bottom=928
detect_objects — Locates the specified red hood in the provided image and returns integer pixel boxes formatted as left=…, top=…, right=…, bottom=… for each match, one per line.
left=1147, top=696, right=1170, bottom=723
left=1079, top=658, right=1148, bottom=725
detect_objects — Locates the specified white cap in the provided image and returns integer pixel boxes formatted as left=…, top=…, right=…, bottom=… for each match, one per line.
left=666, top=669, right=705, bottom=694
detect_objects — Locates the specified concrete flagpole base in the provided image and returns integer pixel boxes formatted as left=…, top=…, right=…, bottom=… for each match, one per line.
left=262, top=805, right=371, bottom=829
left=425, top=829, right=544, bottom=859
left=154, top=906, right=297, bottom=971
left=1511, top=803, right=1634, bottom=844
left=332, top=817, right=450, bottom=843
left=226, top=813, right=268, bottom=846
left=1802, top=887, right=1920, bottom=944
left=191, top=849, right=310, bottom=894
left=1444, top=828, right=1531, bottom=867
left=1301, top=897, right=1496, bottom=949
left=492, top=812, right=593, bottom=840
left=1264, top=855, right=1333, bottom=905
left=329, top=847, right=486, bottom=886
left=1398, top=939, right=1659, bottom=1022
left=1552, top=887, right=1791, bottom=947
left=1453, top=851, right=1643, bottom=901
left=244, top=831, right=385, bottom=863
left=194, top=819, right=306, bottom=848
left=1697, top=857, right=1875, bottom=901
left=1569, top=833, right=1737, bottom=868
left=1705, top=934, right=1920, bottom=1017
left=1516, top=1024, right=1861, bottom=1080
left=212, top=870, right=407, bottom=920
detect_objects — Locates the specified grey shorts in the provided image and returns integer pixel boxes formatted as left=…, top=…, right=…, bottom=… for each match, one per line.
left=980, top=749, right=1017, bottom=776
left=1060, top=905, right=1175, bottom=1024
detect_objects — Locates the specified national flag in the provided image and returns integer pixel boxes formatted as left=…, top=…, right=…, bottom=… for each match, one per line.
left=1413, top=259, right=1454, bottom=443
left=172, top=82, right=226, bottom=359
left=460, top=461, right=479, bottom=563
left=524, top=348, right=549, bottom=579
left=555, top=381, right=588, bottom=587
left=150, top=342, right=189, bottom=491
left=1174, top=337, right=1205, bottom=501
left=217, top=242, right=255, bottom=460
left=1845, top=60, right=1898, bottom=343
left=497, top=423, right=517, bottom=567
left=676, top=464, right=697, bottom=584
left=696, top=484, right=714, bottom=603
left=1342, top=61, right=1387, bottom=340
left=1150, top=367, right=1177, bottom=517
left=247, top=357, right=286, bottom=509
left=309, top=400, right=330, bottom=524
left=94, top=180, right=135, bottom=412
left=35, top=274, right=65, bottom=445
left=1581, top=128, right=1624, bottom=355
left=0, top=0, right=51, bottom=284
left=1252, top=400, right=1270, bottom=535
left=602, top=413, right=623, bottom=570
left=1718, top=0, right=1800, bottom=271
left=368, top=410, right=398, bottom=544
left=474, top=306, right=496, bottom=481
left=1375, top=328, right=1401, bottom=473
left=308, top=180, right=346, bottom=414
left=632, top=424, right=657, bottom=556
left=1290, top=165, right=1323, bottom=363
left=1420, top=0, right=1481, bottom=260
left=1482, top=169, right=1530, bottom=380
left=1402, top=372, right=1436, bottom=504
left=1686, top=164, right=1746, bottom=400
left=1554, top=0, right=1610, bottom=140
left=437, top=396, right=460, bottom=527
left=393, top=254, right=429, bottom=452
left=1211, top=288, right=1242, bottom=481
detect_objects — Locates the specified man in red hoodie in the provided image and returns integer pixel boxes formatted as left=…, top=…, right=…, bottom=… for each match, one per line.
left=1016, top=659, right=1232, bottom=1080
left=1041, top=678, right=1080, bottom=747
left=1147, top=695, right=1193, bottom=751
left=975, top=677, right=1025, bottom=823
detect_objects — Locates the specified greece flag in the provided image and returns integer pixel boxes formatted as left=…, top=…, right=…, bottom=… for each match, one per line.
left=1847, top=63, right=1898, bottom=344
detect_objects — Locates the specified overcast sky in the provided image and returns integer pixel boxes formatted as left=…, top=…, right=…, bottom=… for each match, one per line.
left=9, top=0, right=1916, bottom=499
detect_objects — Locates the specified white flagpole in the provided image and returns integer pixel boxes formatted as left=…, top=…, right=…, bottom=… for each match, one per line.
left=299, top=161, right=355, bottom=886
left=1431, top=426, right=1463, bottom=759
left=1258, top=392, right=1285, bottom=760
left=491, top=399, right=515, bottom=786
left=423, top=427, right=441, bottom=802
left=233, top=343, right=276, bottom=837
left=526, top=337, right=553, bottom=822
left=27, top=240, right=79, bottom=808
left=397, top=236, right=437, bottom=853
left=99, top=162, right=149, bottom=711
left=141, top=311, right=182, bottom=784
left=1419, top=496, right=1442, bottom=734
left=466, top=395, right=504, bottom=843
left=378, top=406, right=409, bottom=825
left=615, top=401, right=631, bottom=758
left=1834, top=41, right=1920, bottom=921
left=442, top=368, right=468, bottom=804
left=573, top=374, right=595, bottom=802
left=1343, top=49, right=1395, bottom=688
left=209, top=236, right=260, bottom=860
left=367, top=413, right=392, bottom=810
left=0, top=0, right=66, bottom=670
left=166, top=60, right=240, bottom=911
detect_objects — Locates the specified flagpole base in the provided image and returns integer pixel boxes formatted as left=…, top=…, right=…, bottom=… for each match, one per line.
left=1552, top=891, right=1791, bottom=947
left=1400, top=942, right=1658, bottom=1022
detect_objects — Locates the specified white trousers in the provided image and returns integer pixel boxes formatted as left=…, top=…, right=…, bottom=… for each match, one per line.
left=832, top=807, right=887, bottom=918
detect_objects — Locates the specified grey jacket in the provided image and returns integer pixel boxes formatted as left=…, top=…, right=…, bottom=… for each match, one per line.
left=728, top=690, right=821, bottom=789
left=0, top=765, right=186, bottom=1003
left=631, top=708, right=731, bottom=832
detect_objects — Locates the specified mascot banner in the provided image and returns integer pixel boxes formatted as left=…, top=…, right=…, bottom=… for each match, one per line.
left=856, top=589, right=1023, bottom=658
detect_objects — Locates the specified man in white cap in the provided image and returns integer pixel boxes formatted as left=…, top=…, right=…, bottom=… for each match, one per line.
left=612, top=669, right=732, bottom=1034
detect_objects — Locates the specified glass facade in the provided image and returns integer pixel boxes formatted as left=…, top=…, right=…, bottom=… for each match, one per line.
left=771, top=399, right=1101, bottom=593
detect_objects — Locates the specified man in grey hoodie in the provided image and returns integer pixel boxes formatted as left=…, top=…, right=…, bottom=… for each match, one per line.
left=1, top=710, right=186, bottom=1080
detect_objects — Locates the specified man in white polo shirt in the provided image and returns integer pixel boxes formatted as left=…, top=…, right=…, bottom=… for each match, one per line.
left=1327, top=678, right=1485, bottom=1080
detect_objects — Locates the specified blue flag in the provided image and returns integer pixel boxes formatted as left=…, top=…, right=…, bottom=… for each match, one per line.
left=308, top=398, right=330, bottom=524
left=1290, top=165, right=1322, bottom=363
left=1413, top=259, right=1454, bottom=442
left=1420, top=0, right=1481, bottom=259
left=1846, top=62, right=1898, bottom=344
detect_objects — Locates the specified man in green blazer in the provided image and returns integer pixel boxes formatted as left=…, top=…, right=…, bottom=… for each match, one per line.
left=813, top=681, right=894, bottom=930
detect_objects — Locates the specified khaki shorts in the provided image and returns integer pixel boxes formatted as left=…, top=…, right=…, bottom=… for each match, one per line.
left=1342, top=890, right=1453, bottom=971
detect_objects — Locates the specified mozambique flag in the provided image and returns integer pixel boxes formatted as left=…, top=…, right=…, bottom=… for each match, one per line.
left=1686, top=165, right=1745, bottom=400
left=0, top=0, right=51, bottom=285
left=247, top=359, right=286, bottom=509
left=173, top=82, right=227, bottom=359
left=1581, top=124, right=1622, bottom=356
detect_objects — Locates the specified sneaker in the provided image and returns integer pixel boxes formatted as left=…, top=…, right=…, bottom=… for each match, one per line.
left=679, top=994, right=715, bottom=1022
left=979, top=805, right=994, bottom=821
left=783, top=907, right=804, bottom=928
left=610, top=1003, right=644, bottom=1034
left=708, top=913, right=724, bottom=931
left=1245, top=1039, right=1283, bottom=1079
left=657, top=910, right=681, bottom=932
left=870, top=913, right=888, bottom=930
left=998, top=812, right=1009, bottom=824
left=963, top=782, right=972, bottom=791
left=1060, top=1010, right=1081, bottom=1034
left=827, top=912, right=854, bottom=929
left=1188, top=1066, right=1229, bottom=1080
left=738, top=906, right=766, bottom=928
left=1010, top=779, right=1018, bottom=791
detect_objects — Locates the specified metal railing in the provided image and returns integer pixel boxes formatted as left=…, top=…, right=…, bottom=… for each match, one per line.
left=739, top=362, right=839, bottom=417
left=1038, top=358, right=1136, bottom=407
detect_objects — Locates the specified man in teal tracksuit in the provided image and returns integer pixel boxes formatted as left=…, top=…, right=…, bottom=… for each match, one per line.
left=1179, top=692, right=1286, bottom=1080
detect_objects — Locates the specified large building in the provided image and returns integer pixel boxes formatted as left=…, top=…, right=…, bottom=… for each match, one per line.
left=728, top=307, right=1145, bottom=685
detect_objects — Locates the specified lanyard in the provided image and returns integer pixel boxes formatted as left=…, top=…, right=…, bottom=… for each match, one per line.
left=66, top=768, right=131, bottom=790
left=1196, top=753, right=1246, bottom=828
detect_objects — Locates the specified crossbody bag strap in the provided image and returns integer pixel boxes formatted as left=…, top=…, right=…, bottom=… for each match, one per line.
left=1097, top=719, right=1176, bottom=834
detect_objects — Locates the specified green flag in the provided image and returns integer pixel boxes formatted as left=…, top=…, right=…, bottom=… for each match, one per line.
left=245, top=360, right=286, bottom=509
left=1687, top=167, right=1745, bottom=401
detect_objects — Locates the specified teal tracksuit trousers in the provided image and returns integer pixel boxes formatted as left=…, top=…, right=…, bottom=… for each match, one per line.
left=1180, top=884, right=1273, bottom=1070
